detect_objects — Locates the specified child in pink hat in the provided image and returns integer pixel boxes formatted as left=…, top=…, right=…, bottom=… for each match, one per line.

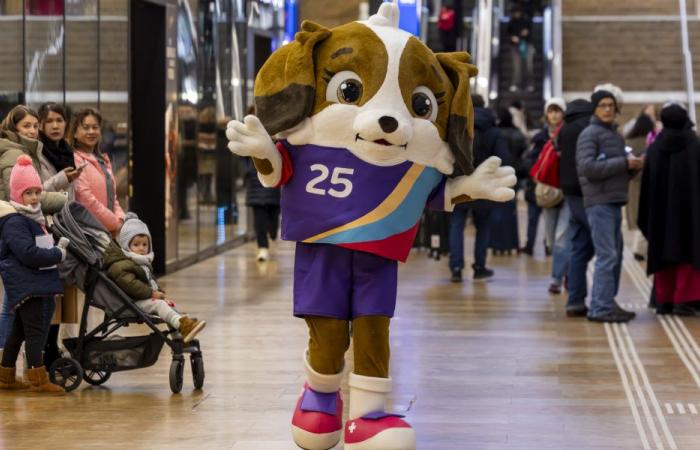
left=0, top=155, right=70, bottom=394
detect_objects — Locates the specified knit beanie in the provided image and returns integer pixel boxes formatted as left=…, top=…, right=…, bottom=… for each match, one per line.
left=118, top=212, right=152, bottom=253
left=10, top=155, right=42, bottom=204
left=594, top=83, right=624, bottom=110
left=660, top=103, right=689, bottom=130
left=544, top=97, right=566, bottom=113
left=590, top=90, right=618, bottom=113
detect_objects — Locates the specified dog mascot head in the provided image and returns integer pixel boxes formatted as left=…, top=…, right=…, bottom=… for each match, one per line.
left=253, top=3, right=478, bottom=176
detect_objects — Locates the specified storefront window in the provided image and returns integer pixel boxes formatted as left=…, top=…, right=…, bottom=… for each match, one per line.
left=24, top=0, right=65, bottom=108
left=0, top=0, right=23, bottom=118
left=99, top=0, right=129, bottom=212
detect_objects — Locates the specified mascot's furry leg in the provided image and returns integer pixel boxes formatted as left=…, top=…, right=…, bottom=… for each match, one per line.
left=292, top=318, right=348, bottom=450
left=345, top=316, right=415, bottom=450
left=292, top=315, right=415, bottom=450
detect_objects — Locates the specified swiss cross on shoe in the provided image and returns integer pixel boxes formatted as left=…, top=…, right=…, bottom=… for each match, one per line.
left=348, top=421, right=357, bottom=433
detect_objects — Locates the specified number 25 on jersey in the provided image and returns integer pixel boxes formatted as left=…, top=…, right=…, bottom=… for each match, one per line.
left=305, top=164, right=355, bottom=198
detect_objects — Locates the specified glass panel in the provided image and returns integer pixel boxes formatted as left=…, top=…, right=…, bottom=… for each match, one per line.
left=0, top=0, right=23, bottom=118
left=196, top=0, right=218, bottom=250
left=177, top=0, right=200, bottom=258
left=215, top=0, right=245, bottom=243
left=65, top=0, right=99, bottom=111
left=24, top=0, right=65, bottom=109
left=99, top=0, right=129, bottom=210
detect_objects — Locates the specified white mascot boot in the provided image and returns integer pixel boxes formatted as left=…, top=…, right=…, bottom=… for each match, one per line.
left=344, top=373, right=416, bottom=450
left=291, top=350, right=344, bottom=450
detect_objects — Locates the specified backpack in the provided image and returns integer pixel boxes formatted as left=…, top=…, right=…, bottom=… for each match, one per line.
left=437, top=7, right=456, bottom=31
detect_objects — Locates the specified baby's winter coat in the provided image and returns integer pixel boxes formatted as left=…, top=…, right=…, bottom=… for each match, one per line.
left=103, top=241, right=159, bottom=301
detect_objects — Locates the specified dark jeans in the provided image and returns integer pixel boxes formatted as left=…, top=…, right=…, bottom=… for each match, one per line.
left=449, top=204, right=492, bottom=271
left=1, top=297, right=55, bottom=369
left=586, top=204, right=624, bottom=316
left=252, top=205, right=280, bottom=248
left=525, top=201, right=542, bottom=250
left=565, top=196, right=594, bottom=308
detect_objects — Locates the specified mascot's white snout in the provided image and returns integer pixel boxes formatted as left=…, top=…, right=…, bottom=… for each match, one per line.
left=353, top=108, right=414, bottom=148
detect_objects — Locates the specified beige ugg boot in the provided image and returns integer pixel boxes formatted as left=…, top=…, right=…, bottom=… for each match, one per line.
left=0, top=366, right=30, bottom=390
left=26, top=366, right=64, bottom=395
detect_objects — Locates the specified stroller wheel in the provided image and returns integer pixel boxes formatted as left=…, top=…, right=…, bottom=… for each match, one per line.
left=169, top=358, right=184, bottom=394
left=83, top=370, right=112, bottom=386
left=49, top=357, right=83, bottom=392
left=191, top=354, right=205, bottom=390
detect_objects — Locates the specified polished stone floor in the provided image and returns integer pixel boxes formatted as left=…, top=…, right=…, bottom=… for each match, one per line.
left=1, top=226, right=699, bottom=449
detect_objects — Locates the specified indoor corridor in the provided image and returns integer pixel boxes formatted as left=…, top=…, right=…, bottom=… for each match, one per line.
left=0, top=232, right=698, bottom=450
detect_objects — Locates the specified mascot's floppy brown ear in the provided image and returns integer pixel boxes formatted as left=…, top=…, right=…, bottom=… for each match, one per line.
left=435, top=52, right=478, bottom=176
left=253, top=21, right=331, bottom=135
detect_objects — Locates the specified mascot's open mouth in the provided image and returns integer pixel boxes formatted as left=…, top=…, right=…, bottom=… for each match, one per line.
left=355, top=134, right=408, bottom=149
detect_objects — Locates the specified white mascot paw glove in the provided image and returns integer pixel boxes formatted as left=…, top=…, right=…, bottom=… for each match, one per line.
left=448, top=156, right=517, bottom=202
left=225, top=115, right=277, bottom=160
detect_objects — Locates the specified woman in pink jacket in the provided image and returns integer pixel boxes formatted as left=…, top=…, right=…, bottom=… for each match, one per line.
left=69, top=108, right=125, bottom=234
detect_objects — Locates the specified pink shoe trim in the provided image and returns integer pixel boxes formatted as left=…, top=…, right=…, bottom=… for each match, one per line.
left=344, top=415, right=412, bottom=444
left=292, top=386, right=343, bottom=435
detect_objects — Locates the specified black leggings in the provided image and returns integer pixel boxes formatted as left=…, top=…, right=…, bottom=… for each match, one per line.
left=253, top=205, right=280, bottom=248
left=1, top=298, right=53, bottom=369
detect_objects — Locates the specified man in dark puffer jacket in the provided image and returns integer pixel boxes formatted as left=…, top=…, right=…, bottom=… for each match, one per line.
left=556, top=99, right=593, bottom=317
left=576, top=91, right=644, bottom=323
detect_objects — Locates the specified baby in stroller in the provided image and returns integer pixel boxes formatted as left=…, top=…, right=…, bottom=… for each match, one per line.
left=103, top=213, right=205, bottom=343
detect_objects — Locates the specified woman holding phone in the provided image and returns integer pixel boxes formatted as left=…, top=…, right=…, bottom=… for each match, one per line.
left=38, top=103, right=85, bottom=200
left=37, top=103, right=85, bottom=368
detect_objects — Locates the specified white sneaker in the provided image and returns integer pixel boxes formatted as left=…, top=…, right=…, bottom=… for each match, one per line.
left=256, top=248, right=269, bottom=262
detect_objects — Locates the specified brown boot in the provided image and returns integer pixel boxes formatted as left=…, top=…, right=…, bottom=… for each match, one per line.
left=178, top=316, right=206, bottom=343
left=0, top=366, right=30, bottom=390
left=26, top=366, right=64, bottom=395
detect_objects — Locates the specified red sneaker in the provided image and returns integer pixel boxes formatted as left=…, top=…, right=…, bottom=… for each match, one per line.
left=291, top=384, right=343, bottom=450
left=344, top=411, right=415, bottom=449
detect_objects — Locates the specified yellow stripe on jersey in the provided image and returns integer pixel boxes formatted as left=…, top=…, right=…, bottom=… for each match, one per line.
left=303, top=163, right=424, bottom=243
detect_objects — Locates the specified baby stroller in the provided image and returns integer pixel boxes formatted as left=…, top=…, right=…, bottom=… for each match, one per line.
left=48, top=201, right=204, bottom=393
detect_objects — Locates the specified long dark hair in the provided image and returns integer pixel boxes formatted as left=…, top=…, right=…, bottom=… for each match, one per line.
left=68, top=107, right=103, bottom=152
left=626, top=112, right=655, bottom=140
left=38, top=102, right=68, bottom=124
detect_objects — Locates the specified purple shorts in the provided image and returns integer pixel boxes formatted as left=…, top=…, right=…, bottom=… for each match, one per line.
left=293, top=243, right=398, bottom=320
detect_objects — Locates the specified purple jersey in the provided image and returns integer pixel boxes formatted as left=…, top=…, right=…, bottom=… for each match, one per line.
left=276, top=141, right=447, bottom=262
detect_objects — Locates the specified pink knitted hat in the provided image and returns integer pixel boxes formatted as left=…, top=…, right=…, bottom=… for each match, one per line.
left=10, top=155, right=42, bottom=204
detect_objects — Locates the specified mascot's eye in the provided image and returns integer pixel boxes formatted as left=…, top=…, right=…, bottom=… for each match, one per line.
left=338, top=80, right=363, bottom=104
left=410, top=86, right=439, bottom=121
left=325, top=70, right=363, bottom=105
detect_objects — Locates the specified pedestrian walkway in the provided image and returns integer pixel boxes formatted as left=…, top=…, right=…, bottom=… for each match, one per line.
left=1, top=234, right=700, bottom=449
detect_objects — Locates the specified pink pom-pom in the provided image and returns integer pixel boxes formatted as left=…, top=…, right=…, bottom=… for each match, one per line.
left=16, top=155, right=32, bottom=166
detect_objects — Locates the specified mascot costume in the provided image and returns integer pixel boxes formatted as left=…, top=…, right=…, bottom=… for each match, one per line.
left=226, top=3, right=515, bottom=449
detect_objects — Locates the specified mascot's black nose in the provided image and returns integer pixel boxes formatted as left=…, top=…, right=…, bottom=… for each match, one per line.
left=378, top=116, right=399, bottom=133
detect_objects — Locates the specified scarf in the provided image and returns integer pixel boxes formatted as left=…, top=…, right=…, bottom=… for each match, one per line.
left=10, top=201, right=46, bottom=227
left=39, top=133, right=75, bottom=171
left=124, top=250, right=159, bottom=291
